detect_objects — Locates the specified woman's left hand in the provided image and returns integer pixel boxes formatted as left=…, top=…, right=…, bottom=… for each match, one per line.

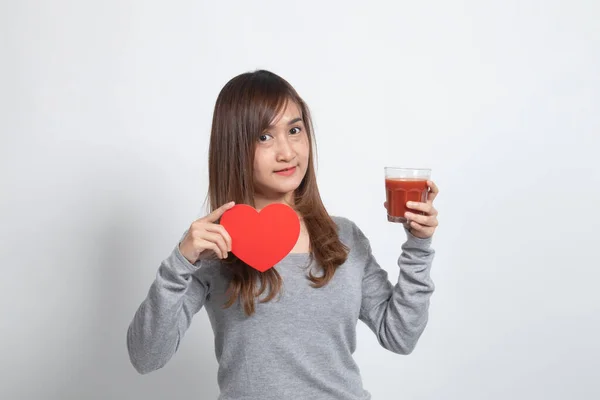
left=384, top=180, right=440, bottom=239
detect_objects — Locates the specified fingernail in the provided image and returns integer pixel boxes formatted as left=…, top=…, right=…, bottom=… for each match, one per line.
left=405, top=212, right=412, bottom=218
left=407, top=202, right=414, bottom=207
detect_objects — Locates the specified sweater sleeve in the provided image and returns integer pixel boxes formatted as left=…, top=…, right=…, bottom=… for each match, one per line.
left=126, top=231, right=209, bottom=374
left=357, top=224, right=435, bottom=355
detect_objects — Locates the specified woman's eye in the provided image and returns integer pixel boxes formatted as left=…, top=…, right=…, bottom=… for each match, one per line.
left=258, top=134, right=273, bottom=142
left=290, top=127, right=301, bottom=135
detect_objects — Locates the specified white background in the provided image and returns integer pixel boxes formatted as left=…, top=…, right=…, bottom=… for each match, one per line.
left=2, top=1, right=599, bottom=399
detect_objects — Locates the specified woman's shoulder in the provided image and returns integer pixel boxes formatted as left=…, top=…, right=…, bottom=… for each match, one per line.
left=328, top=215, right=373, bottom=263
left=330, top=215, right=356, bottom=231
left=329, top=215, right=368, bottom=245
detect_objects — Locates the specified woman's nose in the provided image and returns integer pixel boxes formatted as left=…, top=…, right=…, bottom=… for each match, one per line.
left=276, top=137, right=294, bottom=161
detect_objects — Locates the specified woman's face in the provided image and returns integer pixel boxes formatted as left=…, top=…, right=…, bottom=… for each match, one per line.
left=252, top=100, right=310, bottom=204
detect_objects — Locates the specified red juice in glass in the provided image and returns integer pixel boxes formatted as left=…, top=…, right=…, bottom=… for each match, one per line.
left=385, top=168, right=431, bottom=223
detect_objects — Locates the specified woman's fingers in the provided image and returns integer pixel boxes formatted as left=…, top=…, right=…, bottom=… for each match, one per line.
left=405, top=211, right=438, bottom=227
left=194, top=239, right=223, bottom=259
left=427, top=180, right=439, bottom=203
left=407, top=220, right=436, bottom=238
left=197, top=232, right=228, bottom=259
left=205, top=224, right=232, bottom=252
left=406, top=201, right=438, bottom=216
left=202, top=201, right=236, bottom=223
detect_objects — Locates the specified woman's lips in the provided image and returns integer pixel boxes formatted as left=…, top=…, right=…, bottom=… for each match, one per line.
left=274, top=166, right=296, bottom=176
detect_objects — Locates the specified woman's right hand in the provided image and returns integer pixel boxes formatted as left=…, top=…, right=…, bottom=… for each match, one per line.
left=178, top=201, right=235, bottom=264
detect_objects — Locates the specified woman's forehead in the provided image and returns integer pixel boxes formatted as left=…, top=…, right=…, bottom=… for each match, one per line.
left=268, top=100, right=302, bottom=128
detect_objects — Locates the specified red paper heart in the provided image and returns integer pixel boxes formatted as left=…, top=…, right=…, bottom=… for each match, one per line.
left=220, top=203, right=301, bottom=272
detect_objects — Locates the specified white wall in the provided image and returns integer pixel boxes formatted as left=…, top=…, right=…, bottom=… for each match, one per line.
left=2, top=1, right=599, bottom=399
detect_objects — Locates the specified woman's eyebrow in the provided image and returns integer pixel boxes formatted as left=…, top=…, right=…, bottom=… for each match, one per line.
left=269, top=117, right=303, bottom=129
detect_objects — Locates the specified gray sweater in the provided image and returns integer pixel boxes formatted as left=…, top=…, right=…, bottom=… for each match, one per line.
left=127, top=216, right=435, bottom=400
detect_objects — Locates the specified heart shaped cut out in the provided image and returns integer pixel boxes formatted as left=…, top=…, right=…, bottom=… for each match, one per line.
left=220, top=203, right=301, bottom=272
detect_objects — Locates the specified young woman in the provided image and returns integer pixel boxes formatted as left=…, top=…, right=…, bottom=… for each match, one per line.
left=127, top=70, right=439, bottom=400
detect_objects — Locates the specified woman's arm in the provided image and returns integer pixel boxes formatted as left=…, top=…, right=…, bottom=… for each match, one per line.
left=358, top=225, right=435, bottom=355
left=126, top=233, right=209, bottom=374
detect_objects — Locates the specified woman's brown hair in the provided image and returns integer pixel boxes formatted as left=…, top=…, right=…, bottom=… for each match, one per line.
left=207, top=70, right=348, bottom=316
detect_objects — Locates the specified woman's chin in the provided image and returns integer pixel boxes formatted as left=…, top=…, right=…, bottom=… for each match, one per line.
left=264, top=182, right=302, bottom=199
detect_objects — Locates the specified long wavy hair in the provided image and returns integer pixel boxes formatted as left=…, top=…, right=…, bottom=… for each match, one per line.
left=206, top=70, right=348, bottom=316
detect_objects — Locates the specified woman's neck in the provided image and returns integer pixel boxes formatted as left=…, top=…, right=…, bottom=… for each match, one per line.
left=253, top=191, right=295, bottom=211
